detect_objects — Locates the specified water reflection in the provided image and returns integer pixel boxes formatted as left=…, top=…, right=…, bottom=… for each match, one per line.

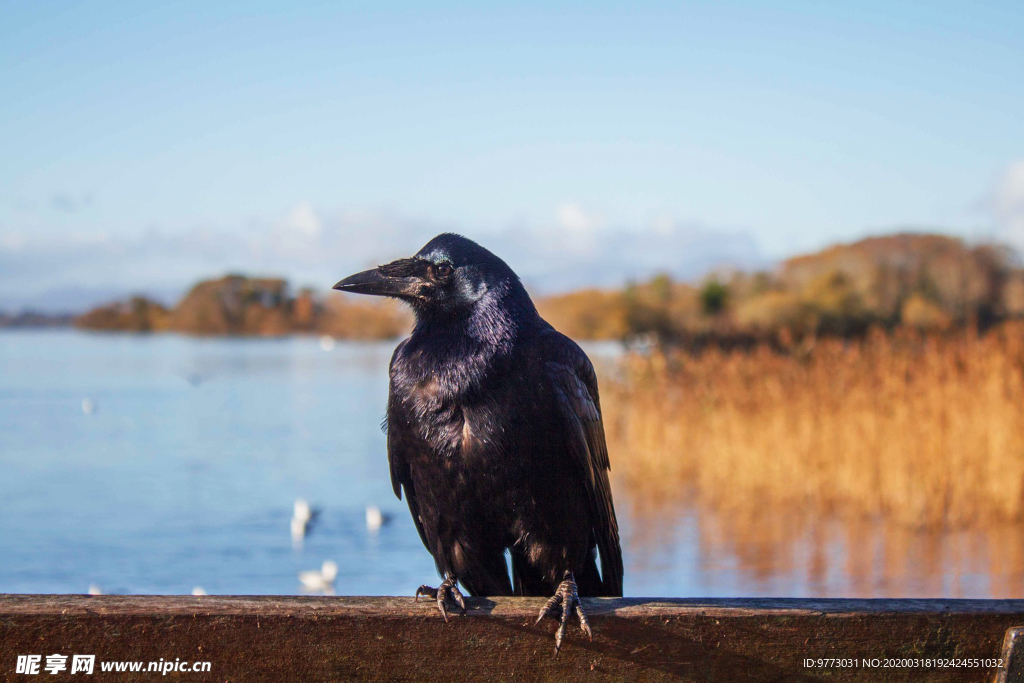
left=621, top=491, right=1024, bottom=598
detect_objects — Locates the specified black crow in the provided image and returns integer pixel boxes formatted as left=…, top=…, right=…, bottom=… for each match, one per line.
left=333, top=233, right=622, bottom=652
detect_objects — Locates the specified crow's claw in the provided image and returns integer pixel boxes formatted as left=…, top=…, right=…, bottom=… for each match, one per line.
left=415, top=574, right=466, bottom=622
left=535, top=570, right=592, bottom=655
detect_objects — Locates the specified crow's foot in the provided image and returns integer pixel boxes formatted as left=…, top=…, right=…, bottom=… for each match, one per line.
left=414, top=574, right=466, bottom=622
left=535, top=570, right=592, bottom=655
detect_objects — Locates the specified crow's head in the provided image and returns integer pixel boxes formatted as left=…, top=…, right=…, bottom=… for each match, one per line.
left=333, top=234, right=530, bottom=318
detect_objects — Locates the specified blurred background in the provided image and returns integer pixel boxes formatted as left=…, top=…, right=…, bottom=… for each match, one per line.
left=2, top=1, right=1024, bottom=598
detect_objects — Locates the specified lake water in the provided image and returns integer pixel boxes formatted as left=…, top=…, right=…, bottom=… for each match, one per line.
left=2, top=330, right=1021, bottom=598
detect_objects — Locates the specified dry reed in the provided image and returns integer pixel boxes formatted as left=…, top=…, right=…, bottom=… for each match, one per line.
left=603, top=322, right=1024, bottom=529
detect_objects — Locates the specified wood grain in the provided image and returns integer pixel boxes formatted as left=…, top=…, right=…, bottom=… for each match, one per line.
left=2, top=596, right=1022, bottom=682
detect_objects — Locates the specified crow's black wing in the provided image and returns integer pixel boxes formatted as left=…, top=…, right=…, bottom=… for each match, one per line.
left=542, top=332, right=623, bottom=595
left=386, top=340, right=430, bottom=550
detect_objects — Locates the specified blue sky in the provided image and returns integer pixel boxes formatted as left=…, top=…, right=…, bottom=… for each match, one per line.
left=2, top=1, right=1023, bottom=310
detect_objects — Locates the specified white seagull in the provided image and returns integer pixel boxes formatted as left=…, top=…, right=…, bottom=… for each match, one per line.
left=365, top=505, right=392, bottom=532
left=290, top=498, right=319, bottom=541
left=298, top=560, right=338, bottom=592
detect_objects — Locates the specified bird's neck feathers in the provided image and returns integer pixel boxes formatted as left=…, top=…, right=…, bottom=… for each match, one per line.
left=411, top=279, right=539, bottom=356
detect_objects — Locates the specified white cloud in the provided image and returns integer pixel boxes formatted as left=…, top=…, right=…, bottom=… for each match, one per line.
left=993, top=160, right=1024, bottom=245
left=652, top=213, right=675, bottom=236
left=283, top=201, right=322, bottom=237
left=556, top=202, right=600, bottom=233
left=0, top=206, right=765, bottom=312
left=0, top=231, right=26, bottom=251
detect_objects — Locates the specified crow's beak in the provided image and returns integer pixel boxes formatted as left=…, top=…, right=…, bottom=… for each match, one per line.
left=333, top=267, right=418, bottom=298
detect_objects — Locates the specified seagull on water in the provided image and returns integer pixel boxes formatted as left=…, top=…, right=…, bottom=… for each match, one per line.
left=298, top=560, right=338, bottom=592
left=291, top=498, right=320, bottom=541
left=365, top=505, right=392, bottom=532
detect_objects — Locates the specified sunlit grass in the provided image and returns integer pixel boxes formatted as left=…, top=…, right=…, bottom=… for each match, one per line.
left=603, top=322, right=1024, bottom=529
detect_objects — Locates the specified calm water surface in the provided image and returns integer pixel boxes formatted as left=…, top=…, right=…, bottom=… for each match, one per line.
left=1, top=330, right=1020, bottom=598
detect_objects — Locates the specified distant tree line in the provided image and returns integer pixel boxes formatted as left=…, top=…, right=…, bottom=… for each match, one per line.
left=73, top=233, right=1024, bottom=344
left=537, top=234, right=1024, bottom=346
left=75, top=274, right=410, bottom=338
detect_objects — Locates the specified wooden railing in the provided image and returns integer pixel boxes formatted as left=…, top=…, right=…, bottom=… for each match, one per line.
left=2, top=595, right=1024, bottom=681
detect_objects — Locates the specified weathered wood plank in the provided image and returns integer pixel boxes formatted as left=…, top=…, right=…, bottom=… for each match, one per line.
left=1, top=595, right=1022, bottom=682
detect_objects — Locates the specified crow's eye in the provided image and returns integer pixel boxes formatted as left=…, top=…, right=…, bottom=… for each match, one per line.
left=435, top=263, right=453, bottom=278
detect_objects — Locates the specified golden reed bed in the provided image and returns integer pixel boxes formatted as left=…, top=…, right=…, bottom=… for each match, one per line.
left=603, top=322, right=1024, bottom=531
